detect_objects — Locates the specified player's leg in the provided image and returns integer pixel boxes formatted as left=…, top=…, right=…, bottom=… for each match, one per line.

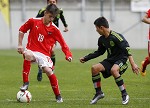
left=20, top=59, right=31, bottom=91
left=20, top=51, right=35, bottom=91
left=111, top=63, right=129, bottom=105
left=37, top=66, right=43, bottom=81
left=141, top=56, right=150, bottom=76
left=43, top=67, right=63, bottom=103
left=36, top=44, right=56, bottom=81
left=51, top=44, right=56, bottom=68
left=51, top=51, right=56, bottom=67
left=90, top=63, right=105, bottom=104
left=39, top=54, right=62, bottom=103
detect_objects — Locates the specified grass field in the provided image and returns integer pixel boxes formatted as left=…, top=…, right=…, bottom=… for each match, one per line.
left=0, top=49, right=150, bottom=108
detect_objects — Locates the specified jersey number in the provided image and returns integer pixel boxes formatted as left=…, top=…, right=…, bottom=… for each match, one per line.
left=38, top=34, right=44, bottom=42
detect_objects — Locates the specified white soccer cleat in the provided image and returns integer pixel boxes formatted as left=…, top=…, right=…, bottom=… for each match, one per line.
left=56, top=95, right=63, bottom=103
left=20, top=82, right=29, bottom=91
left=122, top=94, right=129, bottom=105
left=90, top=92, right=105, bottom=104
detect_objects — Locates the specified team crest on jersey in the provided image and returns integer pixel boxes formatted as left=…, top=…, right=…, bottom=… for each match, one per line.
left=36, top=26, right=39, bottom=29
left=110, top=41, right=115, bottom=46
left=48, top=32, right=52, bottom=35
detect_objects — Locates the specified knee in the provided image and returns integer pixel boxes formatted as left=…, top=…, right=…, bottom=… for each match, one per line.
left=43, top=67, right=53, bottom=76
left=24, top=52, right=32, bottom=61
left=110, top=68, right=119, bottom=77
left=91, top=65, right=99, bottom=75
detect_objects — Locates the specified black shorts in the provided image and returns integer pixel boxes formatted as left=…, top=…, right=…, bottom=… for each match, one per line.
left=100, top=59, right=128, bottom=79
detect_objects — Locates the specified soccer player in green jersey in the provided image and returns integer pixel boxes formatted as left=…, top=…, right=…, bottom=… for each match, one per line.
left=80, top=16, right=139, bottom=105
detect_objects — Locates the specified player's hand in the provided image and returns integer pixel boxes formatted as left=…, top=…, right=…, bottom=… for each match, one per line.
left=17, top=45, right=24, bottom=54
left=131, top=63, right=139, bottom=75
left=63, top=27, right=68, bottom=32
left=66, top=57, right=72, bottom=62
left=79, top=57, right=86, bottom=63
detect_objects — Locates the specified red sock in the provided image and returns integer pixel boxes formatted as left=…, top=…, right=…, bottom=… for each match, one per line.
left=22, top=59, right=31, bottom=83
left=48, top=74, right=60, bottom=96
left=143, top=57, right=150, bottom=68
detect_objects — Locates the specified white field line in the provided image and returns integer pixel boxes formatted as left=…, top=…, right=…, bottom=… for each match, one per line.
left=2, top=97, right=150, bottom=102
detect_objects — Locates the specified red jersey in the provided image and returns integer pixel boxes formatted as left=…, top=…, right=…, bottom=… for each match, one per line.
left=19, top=18, right=72, bottom=58
left=147, top=9, right=150, bottom=18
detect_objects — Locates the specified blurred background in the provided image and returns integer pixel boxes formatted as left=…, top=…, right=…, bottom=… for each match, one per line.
left=0, top=0, right=150, bottom=49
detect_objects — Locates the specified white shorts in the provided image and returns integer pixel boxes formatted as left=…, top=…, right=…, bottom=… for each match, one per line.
left=24, top=49, right=53, bottom=69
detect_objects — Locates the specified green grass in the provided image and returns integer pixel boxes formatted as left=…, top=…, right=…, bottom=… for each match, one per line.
left=0, top=49, right=150, bottom=108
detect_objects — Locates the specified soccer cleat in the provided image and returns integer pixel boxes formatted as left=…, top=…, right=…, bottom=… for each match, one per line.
left=90, top=92, right=105, bottom=104
left=56, top=95, right=63, bottom=103
left=37, top=68, right=42, bottom=81
left=20, top=82, right=29, bottom=91
left=140, top=61, right=146, bottom=76
left=122, top=94, right=129, bottom=105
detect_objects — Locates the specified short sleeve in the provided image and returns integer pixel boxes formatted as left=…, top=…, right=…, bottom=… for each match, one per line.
left=19, top=18, right=33, bottom=33
left=147, top=9, right=150, bottom=18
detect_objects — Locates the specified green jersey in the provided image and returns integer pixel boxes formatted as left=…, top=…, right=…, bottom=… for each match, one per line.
left=84, top=30, right=131, bottom=63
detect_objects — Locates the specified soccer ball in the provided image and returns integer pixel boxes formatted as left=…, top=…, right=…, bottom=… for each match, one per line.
left=17, top=90, right=32, bottom=103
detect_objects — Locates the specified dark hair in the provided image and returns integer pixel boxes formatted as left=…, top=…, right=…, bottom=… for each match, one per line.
left=45, top=4, right=59, bottom=17
left=94, top=16, right=109, bottom=28
left=47, top=0, right=57, bottom=3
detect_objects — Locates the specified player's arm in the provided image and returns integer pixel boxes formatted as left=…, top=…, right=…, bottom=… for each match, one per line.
left=116, top=42, right=139, bottom=74
left=81, top=47, right=105, bottom=63
left=54, top=29, right=72, bottom=62
left=80, top=40, right=106, bottom=63
left=17, top=18, right=33, bottom=54
left=128, top=55, right=139, bottom=75
left=142, top=13, right=150, bottom=24
left=59, top=9, right=68, bottom=32
left=17, top=31, right=25, bottom=54
left=113, top=33, right=139, bottom=74
left=119, top=41, right=138, bottom=72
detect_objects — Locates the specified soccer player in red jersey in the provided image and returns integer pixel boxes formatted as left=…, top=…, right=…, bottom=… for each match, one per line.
left=17, top=4, right=72, bottom=103
left=36, top=0, right=69, bottom=81
left=23, top=0, right=69, bottom=82
left=141, top=9, right=150, bottom=76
